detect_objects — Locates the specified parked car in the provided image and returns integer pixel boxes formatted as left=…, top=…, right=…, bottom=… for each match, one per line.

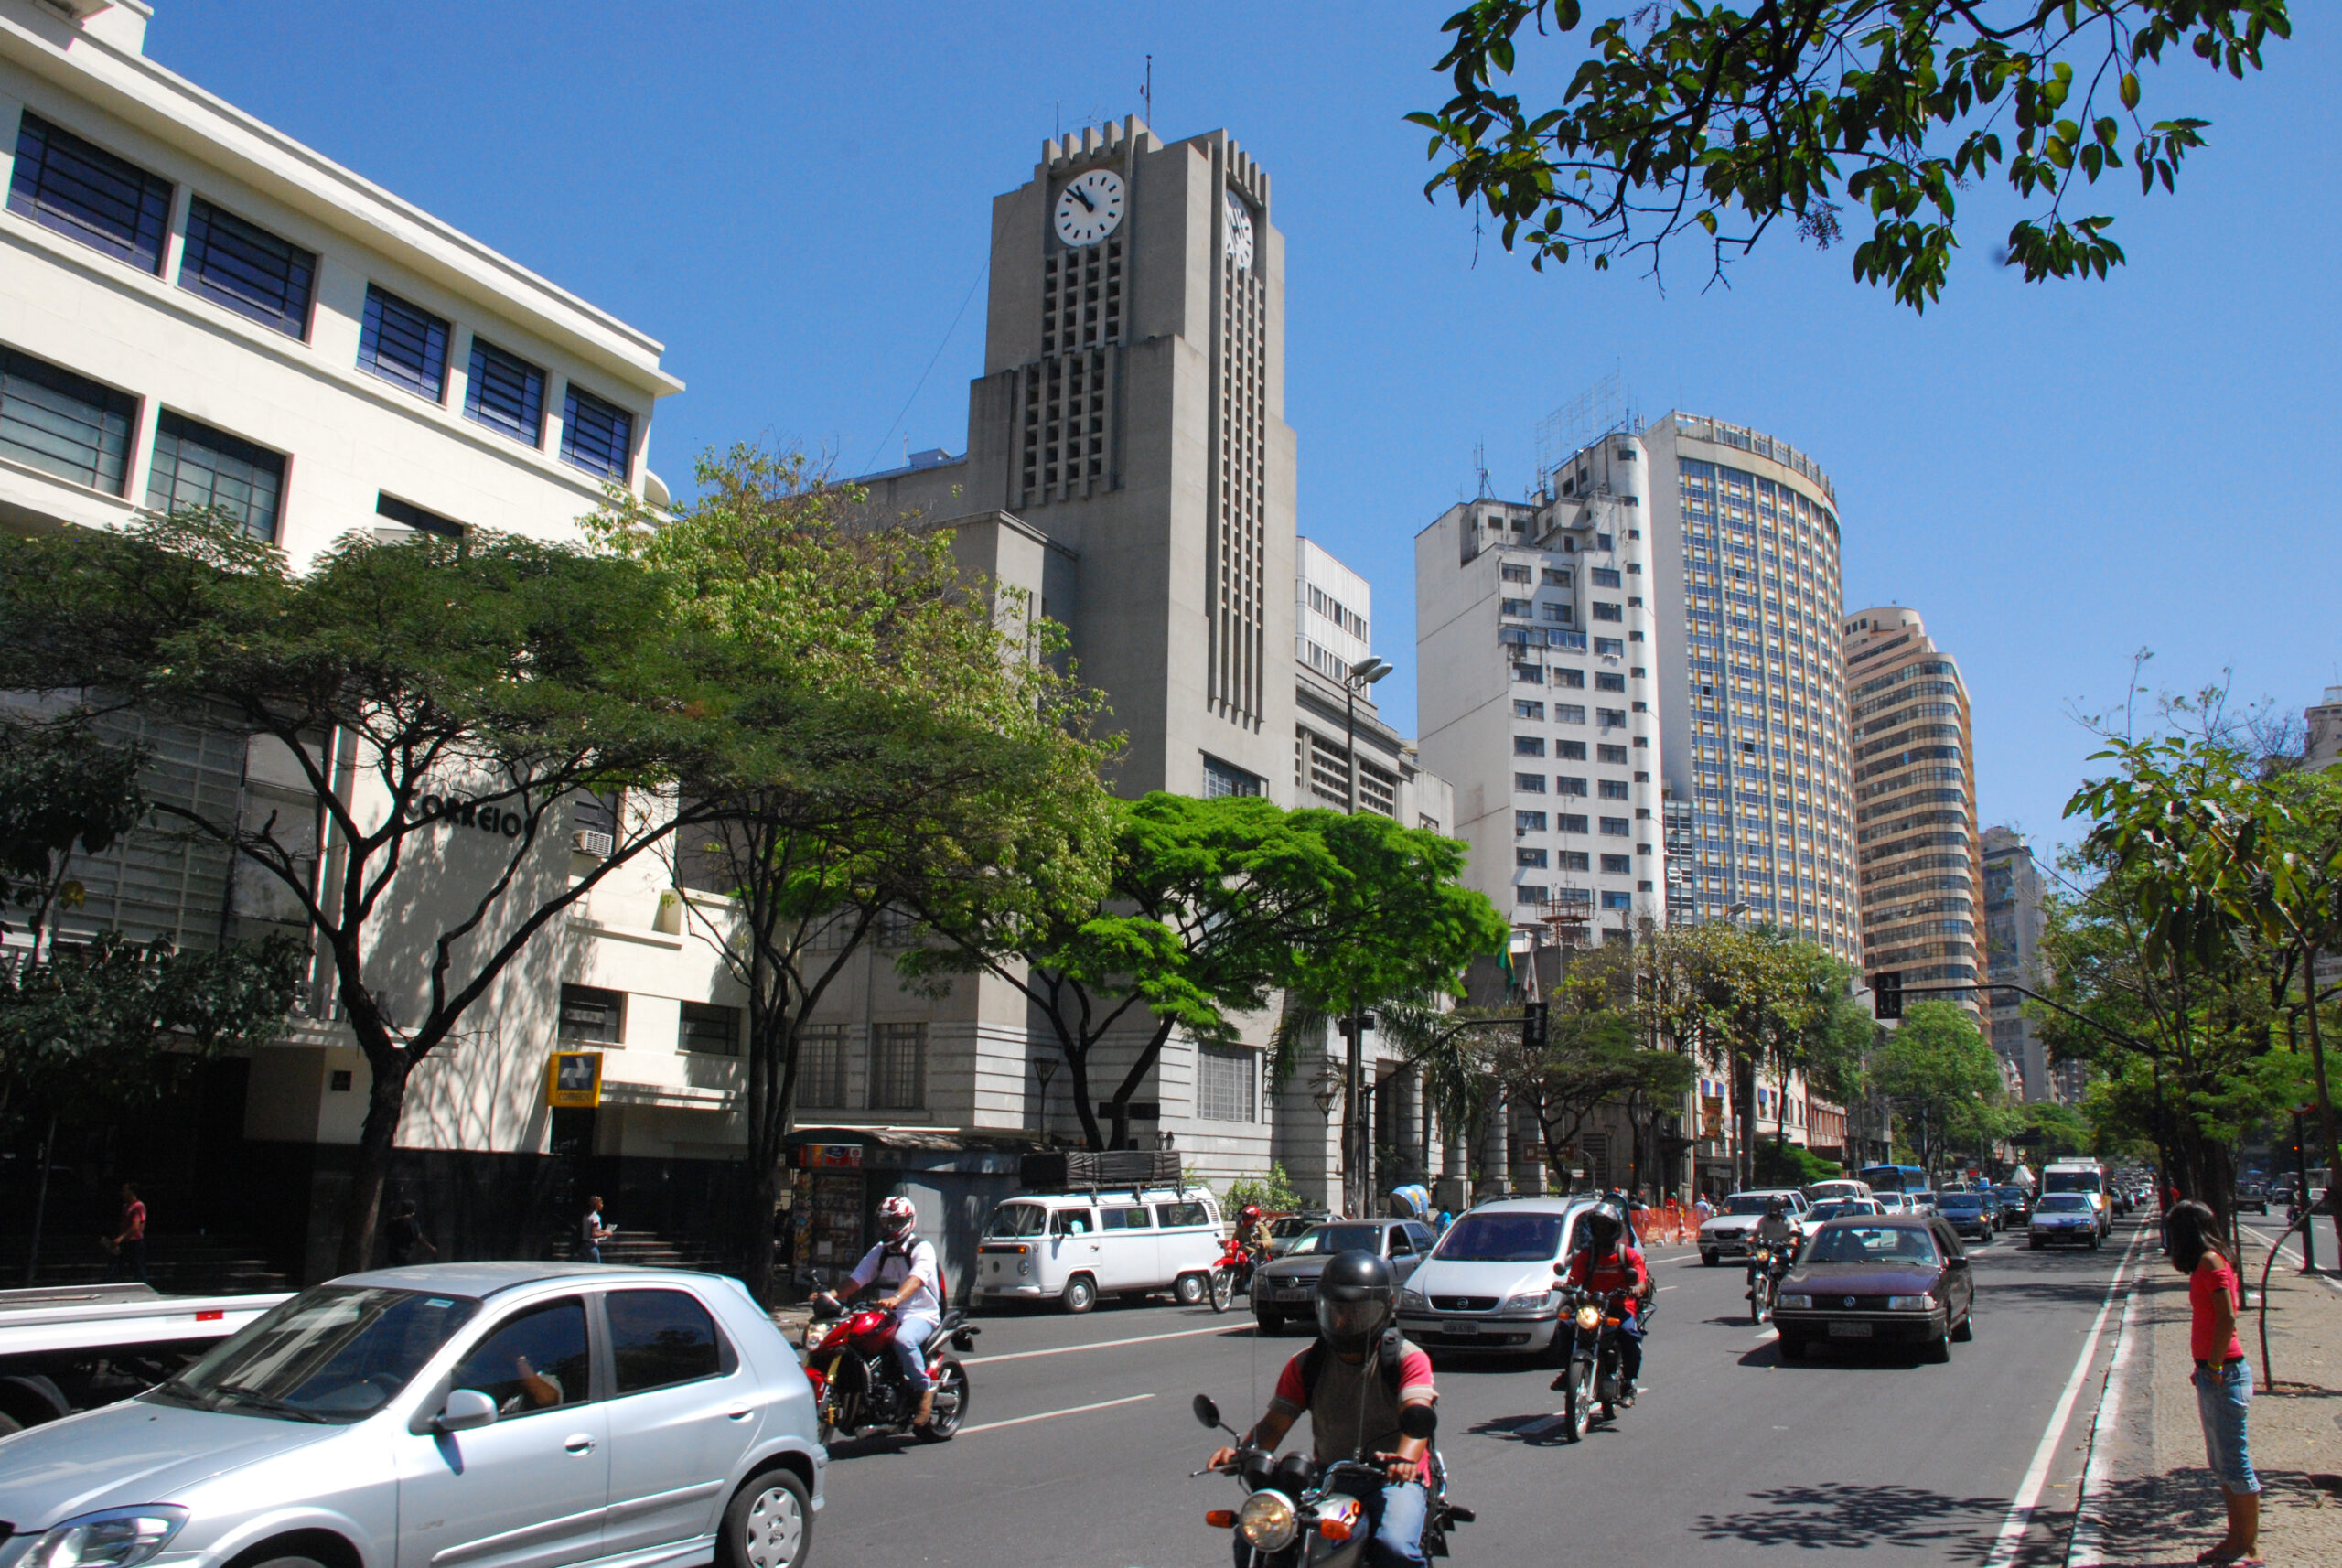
left=1396, top=1196, right=1598, bottom=1358
left=1263, top=1211, right=1336, bottom=1257
left=1698, top=1189, right=1812, bottom=1266
left=1773, top=1215, right=1975, bottom=1362
left=1934, top=1190, right=1995, bottom=1242
left=1994, top=1186, right=2033, bottom=1226
left=1253, top=1219, right=1436, bottom=1334
left=2235, top=1184, right=2270, bottom=1217
left=973, top=1185, right=1224, bottom=1312
left=0, top=1262, right=822, bottom=1568
left=1809, top=1199, right=1885, bottom=1224
left=2029, top=1193, right=2101, bottom=1248
left=1802, top=1179, right=1875, bottom=1206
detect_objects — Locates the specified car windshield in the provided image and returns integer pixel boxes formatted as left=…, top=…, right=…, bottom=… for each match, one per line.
left=1939, top=1195, right=1982, bottom=1209
left=1290, top=1223, right=1385, bottom=1256
left=2038, top=1195, right=2092, bottom=1212
left=1810, top=1200, right=1877, bottom=1221
left=1724, top=1196, right=1780, bottom=1216
left=146, top=1286, right=480, bottom=1424
left=1807, top=1225, right=1941, bottom=1266
left=984, top=1202, right=1048, bottom=1238
left=1270, top=1217, right=1317, bottom=1238
left=1433, top=1211, right=1568, bottom=1262
left=1997, top=1188, right=2026, bottom=1200
left=2045, top=1170, right=2102, bottom=1195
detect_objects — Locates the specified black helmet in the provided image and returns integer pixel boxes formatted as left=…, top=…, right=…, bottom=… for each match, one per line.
left=1315, top=1250, right=1396, bottom=1352
left=1766, top=1195, right=1787, bottom=1215
left=1583, top=1206, right=1624, bottom=1251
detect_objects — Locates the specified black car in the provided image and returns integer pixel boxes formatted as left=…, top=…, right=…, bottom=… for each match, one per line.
left=1994, top=1186, right=2032, bottom=1225
left=1772, top=1215, right=1975, bottom=1362
left=1934, top=1189, right=1995, bottom=1242
left=2235, top=1184, right=2270, bottom=1216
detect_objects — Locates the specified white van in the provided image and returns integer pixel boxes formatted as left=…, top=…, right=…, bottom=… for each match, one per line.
left=972, top=1185, right=1224, bottom=1313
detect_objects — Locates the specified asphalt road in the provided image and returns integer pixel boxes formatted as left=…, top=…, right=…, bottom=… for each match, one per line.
left=811, top=1218, right=2151, bottom=1567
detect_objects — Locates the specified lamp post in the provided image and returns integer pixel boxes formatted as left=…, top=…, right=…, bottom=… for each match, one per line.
left=1034, top=1056, right=1059, bottom=1140
left=1338, top=656, right=1391, bottom=1219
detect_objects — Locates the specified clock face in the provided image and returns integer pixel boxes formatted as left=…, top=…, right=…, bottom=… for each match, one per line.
left=1054, top=168, right=1125, bottom=247
left=1224, top=192, right=1255, bottom=270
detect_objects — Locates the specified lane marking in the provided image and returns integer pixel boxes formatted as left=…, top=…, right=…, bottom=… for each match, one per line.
left=959, top=1391, right=1155, bottom=1434
left=963, top=1322, right=1250, bottom=1365
left=1981, top=1224, right=2146, bottom=1568
left=2066, top=1282, right=2143, bottom=1568
left=2240, top=1225, right=2342, bottom=1295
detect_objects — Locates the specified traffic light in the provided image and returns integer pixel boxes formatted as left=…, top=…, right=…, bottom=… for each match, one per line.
left=1520, top=1001, right=1549, bottom=1053
left=1872, top=971, right=1903, bottom=1021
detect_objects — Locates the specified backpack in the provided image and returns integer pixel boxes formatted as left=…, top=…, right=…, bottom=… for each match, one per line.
left=1295, top=1326, right=1407, bottom=1404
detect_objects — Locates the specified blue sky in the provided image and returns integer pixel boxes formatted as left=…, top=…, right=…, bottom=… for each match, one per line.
left=156, top=2, right=2339, bottom=855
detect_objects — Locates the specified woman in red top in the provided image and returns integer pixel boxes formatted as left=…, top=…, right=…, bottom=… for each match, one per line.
left=2167, top=1200, right=2258, bottom=1564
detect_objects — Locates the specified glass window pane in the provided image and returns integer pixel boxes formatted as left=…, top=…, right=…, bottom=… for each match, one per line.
left=0, top=347, right=134, bottom=492
left=179, top=198, right=315, bottom=337
left=7, top=113, right=171, bottom=272
left=360, top=285, right=449, bottom=401
left=145, top=412, right=285, bottom=542
left=450, top=1299, right=591, bottom=1416
left=606, top=1289, right=724, bottom=1393
left=561, top=384, right=632, bottom=480
left=464, top=337, right=545, bottom=445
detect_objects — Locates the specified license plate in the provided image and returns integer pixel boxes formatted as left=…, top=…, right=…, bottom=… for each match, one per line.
left=1443, top=1321, right=1478, bottom=1335
left=1828, top=1321, right=1874, bottom=1337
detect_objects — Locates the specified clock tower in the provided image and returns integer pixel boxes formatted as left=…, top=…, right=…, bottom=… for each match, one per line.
left=866, top=117, right=1297, bottom=801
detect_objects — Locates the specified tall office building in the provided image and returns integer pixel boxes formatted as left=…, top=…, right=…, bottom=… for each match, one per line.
left=2307, top=685, right=2342, bottom=768
left=1638, top=413, right=1861, bottom=961
left=1416, top=436, right=1669, bottom=944
left=1982, top=826, right=2062, bottom=1101
left=1842, top=607, right=1985, bottom=1017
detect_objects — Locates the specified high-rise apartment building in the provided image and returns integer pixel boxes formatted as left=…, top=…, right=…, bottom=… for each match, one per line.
left=2307, top=685, right=2342, bottom=768
left=1415, top=436, right=1668, bottom=943
left=1842, top=607, right=1985, bottom=1019
left=1982, top=826, right=2063, bottom=1101
left=1638, top=413, right=1861, bottom=961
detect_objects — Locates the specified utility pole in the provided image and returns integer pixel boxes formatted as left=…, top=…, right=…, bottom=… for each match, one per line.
left=1339, top=656, right=1391, bottom=1216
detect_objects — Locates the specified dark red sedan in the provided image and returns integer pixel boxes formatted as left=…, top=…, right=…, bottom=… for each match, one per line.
left=1771, top=1214, right=1975, bottom=1362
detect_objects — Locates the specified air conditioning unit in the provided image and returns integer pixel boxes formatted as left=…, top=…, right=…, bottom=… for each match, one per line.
left=572, top=829, right=614, bottom=857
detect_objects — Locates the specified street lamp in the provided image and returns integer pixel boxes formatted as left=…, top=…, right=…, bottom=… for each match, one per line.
left=1033, top=1055, right=1059, bottom=1139
left=1335, top=655, right=1391, bottom=1220
left=1342, top=657, right=1391, bottom=817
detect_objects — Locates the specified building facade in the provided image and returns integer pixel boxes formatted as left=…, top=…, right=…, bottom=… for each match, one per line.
left=2307, top=685, right=2342, bottom=768
left=1841, top=607, right=1985, bottom=1023
left=1981, top=826, right=2071, bottom=1101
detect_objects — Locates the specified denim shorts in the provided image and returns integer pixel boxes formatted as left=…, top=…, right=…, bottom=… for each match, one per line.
left=2190, top=1359, right=2259, bottom=1495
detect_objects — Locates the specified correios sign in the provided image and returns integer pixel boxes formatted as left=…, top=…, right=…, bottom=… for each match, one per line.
left=413, top=790, right=529, bottom=839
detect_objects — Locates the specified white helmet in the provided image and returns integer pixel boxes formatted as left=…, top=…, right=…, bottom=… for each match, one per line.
left=876, top=1195, right=917, bottom=1244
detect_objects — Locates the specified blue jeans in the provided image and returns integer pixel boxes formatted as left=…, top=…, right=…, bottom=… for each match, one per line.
left=1229, top=1479, right=1426, bottom=1568
left=891, top=1314, right=937, bottom=1394
left=2191, top=1359, right=2259, bottom=1495
left=1614, top=1312, right=1644, bottom=1384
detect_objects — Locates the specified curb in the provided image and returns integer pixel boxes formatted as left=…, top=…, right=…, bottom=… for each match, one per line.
left=2064, top=1277, right=2144, bottom=1567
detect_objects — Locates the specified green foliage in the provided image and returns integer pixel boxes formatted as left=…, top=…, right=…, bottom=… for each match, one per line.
left=1408, top=0, right=2290, bottom=308
left=1224, top=1163, right=1306, bottom=1216
left=1875, top=1000, right=2005, bottom=1173
left=2018, top=1099, right=2094, bottom=1159
left=0, top=721, right=145, bottom=929
left=1754, top=1141, right=1843, bottom=1188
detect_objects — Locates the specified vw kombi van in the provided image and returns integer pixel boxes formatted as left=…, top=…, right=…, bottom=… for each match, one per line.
left=973, top=1185, right=1224, bottom=1313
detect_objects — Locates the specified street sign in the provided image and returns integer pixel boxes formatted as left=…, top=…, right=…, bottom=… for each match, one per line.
left=546, top=1050, right=602, bottom=1109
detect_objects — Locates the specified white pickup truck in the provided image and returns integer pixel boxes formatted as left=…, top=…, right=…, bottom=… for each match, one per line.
left=0, top=1280, right=290, bottom=1433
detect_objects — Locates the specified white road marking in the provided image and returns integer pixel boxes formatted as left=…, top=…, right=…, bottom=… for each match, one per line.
left=2240, top=1225, right=2342, bottom=1294
left=1980, top=1225, right=2146, bottom=1568
left=959, top=1391, right=1155, bottom=1434
left=962, top=1322, right=1250, bottom=1365
left=1656, top=1284, right=1679, bottom=1292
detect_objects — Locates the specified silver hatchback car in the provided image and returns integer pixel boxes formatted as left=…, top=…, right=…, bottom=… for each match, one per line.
left=0, top=1262, right=823, bottom=1568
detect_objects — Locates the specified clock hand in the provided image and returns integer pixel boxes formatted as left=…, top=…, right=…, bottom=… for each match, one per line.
left=1069, top=185, right=1096, bottom=214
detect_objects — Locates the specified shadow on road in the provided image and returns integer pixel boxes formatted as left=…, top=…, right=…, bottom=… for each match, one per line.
left=1690, top=1482, right=2006, bottom=1558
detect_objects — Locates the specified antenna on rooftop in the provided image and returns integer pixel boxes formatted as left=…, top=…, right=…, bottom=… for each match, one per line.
left=1141, top=55, right=1153, bottom=123
left=1474, top=443, right=1493, bottom=499
left=1536, top=368, right=1635, bottom=494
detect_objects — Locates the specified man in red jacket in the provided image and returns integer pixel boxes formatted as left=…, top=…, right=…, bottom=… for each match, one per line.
left=1555, top=1205, right=1652, bottom=1402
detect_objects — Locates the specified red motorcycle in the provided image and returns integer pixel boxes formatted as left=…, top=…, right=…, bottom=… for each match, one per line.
left=1208, top=1233, right=1262, bottom=1314
left=804, top=1293, right=977, bottom=1445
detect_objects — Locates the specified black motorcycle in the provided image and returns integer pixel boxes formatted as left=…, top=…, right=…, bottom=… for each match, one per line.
left=1191, top=1393, right=1472, bottom=1565
left=1746, top=1241, right=1794, bottom=1326
left=1550, top=1282, right=1645, bottom=1441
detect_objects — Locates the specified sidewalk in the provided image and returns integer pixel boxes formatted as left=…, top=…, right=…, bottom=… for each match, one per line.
left=2069, top=1236, right=2342, bottom=1566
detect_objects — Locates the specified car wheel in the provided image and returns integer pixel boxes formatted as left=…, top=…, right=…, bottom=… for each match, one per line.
left=1174, top=1273, right=1209, bottom=1307
left=1701, top=1251, right=1719, bottom=1267
left=1951, top=1309, right=1974, bottom=1343
left=1778, top=1334, right=1807, bottom=1361
left=233, top=1556, right=328, bottom=1568
left=721, top=1468, right=812, bottom=1568
left=1255, top=1310, right=1284, bottom=1335
left=1061, top=1275, right=1097, bottom=1314
left=2029, top=1239, right=2043, bottom=1250
left=2088, top=1234, right=2100, bottom=1251
left=914, top=1359, right=968, bottom=1441
left=1924, top=1323, right=1952, bottom=1364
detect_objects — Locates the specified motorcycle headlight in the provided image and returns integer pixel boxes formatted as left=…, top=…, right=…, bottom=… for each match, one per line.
left=1398, top=1287, right=1428, bottom=1311
left=1886, top=1294, right=1938, bottom=1312
left=1574, top=1303, right=1602, bottom=1331
left=1501, top=1287, right=1552, bottom=1313
left=27, top=1509, right=190, bottom=1568
left=1778, top=1294, right=1812, bottom=1310
left=1238, top=1489, right=1298, bottom=1551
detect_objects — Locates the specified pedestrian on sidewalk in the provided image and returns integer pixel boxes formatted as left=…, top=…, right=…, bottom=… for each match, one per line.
left=385, top=1199, right=436, bottom=1266
left=2169, top=1199, right=2261, bottom=1565
left=102, top=1183, right=146, bottom=1283
left=580, top=1197, right=614, bottom=1263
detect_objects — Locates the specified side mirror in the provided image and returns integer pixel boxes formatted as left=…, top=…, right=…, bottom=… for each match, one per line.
left=432, top=1388, right=499, bottom=1434
left=1192, top=1393, right=1222, bottom=1430
left=1398, top=1402, right=1438, bottom=1441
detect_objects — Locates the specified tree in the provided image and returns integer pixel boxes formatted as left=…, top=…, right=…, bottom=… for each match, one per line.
left=592, top=447, right=1114, bottom=1302
left=1875, top=1001, right=2005, bottom=1175
left=1494, top=953, right=1694, bottom=1188
left=2018, top=1099, right=2093, bottom=1160
left=1409, top=0, right=2290, bottom=308
left=0, top=512, right=732, bottom=1273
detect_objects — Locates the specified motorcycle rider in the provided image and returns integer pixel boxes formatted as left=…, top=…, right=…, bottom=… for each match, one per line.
left=1552, top=1203, right=1652, bottom=1403
left=1748, top=1193, right=1798, bottom=1305
left=1238, top=1203, right=1273, bottom=1262
left=816, top=1195, right=942, bottom=1429
left=1205, top=1251, right=1436, bottom=1568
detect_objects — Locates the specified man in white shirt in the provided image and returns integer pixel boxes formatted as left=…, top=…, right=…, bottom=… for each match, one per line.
left=822, top=1195, right=943, bottom=1428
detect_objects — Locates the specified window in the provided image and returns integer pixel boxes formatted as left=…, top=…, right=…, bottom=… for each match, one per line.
left=1557, top=813, right=1589, bottom=833
left=1513, top=736, right=1545, bottom=757
left=1514, top=772, right=1546, bottom=793
left=1558, top=851, right=1590, bottom=871
left=1542, top=567, right=1570, bottom=586
left=1599, top=779, right=1630, bottom=800
left=1050, top=1208, right=1095, bottom=1236
left=146, top=413, right=285, bottom=542
left=1596, top=708, right=1628, bottom=727
left=1598, top=744, right=1628, bottom=765
left=1203, top=755, right=1265, bottom=799
left=1512, top=665, right=1543, bottom=685
left=376, top=493, right=465, bottom=538
left=562, top=384, right=634, bottom=480
left=1156, top=1200, right=1211, bottom=1228
left=0, top=347, right=134, bottom=493
left=1552, top=668, right=1586, bottom=689
left=1555, top=739, right=1586, bottom=760
left=1500, top=597, right=1531, bottom=618
left=1101, top=1206, right=1153, bottom=1230
left=1500, top=563, right=1531, bottom=583
left=1198, top=1044, right=1256, bottom=1122
left=1515, top=810, right=1547, bottom=832
left=1595, top=637, right=1625, bottom=657
left=1600, top=817, right=1630, bottom=836
left=607, top=1289, right=725, bottom=1392
left=1516, top=847, right=1548, bottom=867
left=1601, top=890, right=1634, bottom=910
left=7, top=113, right=170, bottom=271
left=1595, top=672, right=1627, bottom=693
left=1593, top=602, right=1624, bottom=622
left=798, top=1024, right=848, bottom=1108
left=1601, top=853, right=1633, bottom=875
left=1554, top=703, right=1586, bottom=724
left=869, top=1021, right=926, bottom=1111
left=1513, top=700, right=1544, bottom=719
left=559, top=984, right=626, bottom=1046
left=679, top=1002, right=740, bottom=1057
left=465, top=338, right=545, bottom=446
left=1515, top=885, right=1546, bottom=904
left=452, top=1298, right=591, bottom=1415
left=1555, top=776, right=1588, bottom=797
left=359, top=285, right=450, bottom=400
left=179, top=198, right=314, bottom=337
left=1591, top=567, right=1622, bottom=587
left=1540, top=602, right=1572, bottom=623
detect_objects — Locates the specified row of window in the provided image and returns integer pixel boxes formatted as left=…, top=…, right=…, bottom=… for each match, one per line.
left=1512, top=736, right=1629, bottom=763
left=1516, top=886, right=1636, bottom=909
left=1513, top=773, right=1636, bottom=800
left=1514, top=811, right=1638, bottom=836
left=8, top=111, right=635, bottom=482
